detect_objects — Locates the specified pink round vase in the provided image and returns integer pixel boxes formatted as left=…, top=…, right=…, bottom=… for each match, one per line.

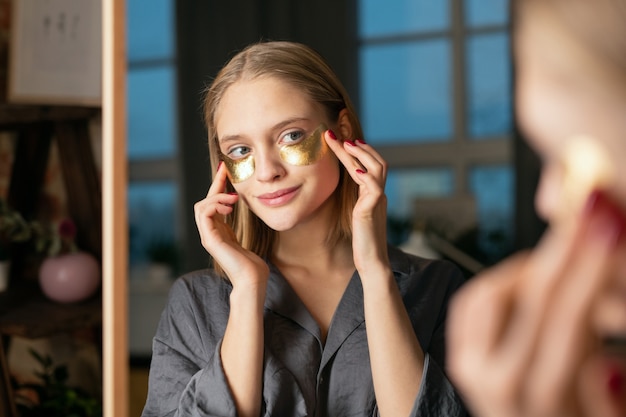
left=39, top=252, right=101, bottom=303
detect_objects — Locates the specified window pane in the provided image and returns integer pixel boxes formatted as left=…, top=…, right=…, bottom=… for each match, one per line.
left=127, top=0, right=174, bottom=61
left=359, top=0, right=449, bottom=38
left=127, top=66, right=177, bottom=159
left=466, top=32, right=512, bottom=138
left=386, top=168, right=454, bottom=219
left=469, top=164, right=514, bottom=261
left=465, top=0, right=509, bottom=27
left=360, top=40, right=452, bottom=144
left=128, top=182, right=177, bottom=266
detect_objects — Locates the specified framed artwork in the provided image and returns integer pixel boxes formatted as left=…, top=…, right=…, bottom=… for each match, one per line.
left=8, top=0, right=102, bottom=106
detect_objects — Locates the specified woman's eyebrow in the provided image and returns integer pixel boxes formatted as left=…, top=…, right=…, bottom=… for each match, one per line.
left=271, top=117, right=310, bottom=132
left=218, top=134, right=242, bottom=146
left=218, top=117, right=312, bottom=145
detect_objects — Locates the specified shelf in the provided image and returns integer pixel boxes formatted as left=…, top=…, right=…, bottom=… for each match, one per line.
left=0, top=282, right=101, bottom=339
left=0, top=98, right=103, bottom=417
left=0, top=103, right=100, bottom=128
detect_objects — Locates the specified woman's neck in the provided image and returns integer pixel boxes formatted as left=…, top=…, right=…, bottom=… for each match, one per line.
left=273, top=232, right=353, bottom=271
left=272, top=198, right=354, bottom=271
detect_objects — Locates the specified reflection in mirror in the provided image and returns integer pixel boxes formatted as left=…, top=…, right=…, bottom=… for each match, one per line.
left=125, top=0, right=178, bottom=415
left=123, top=0, right=517, bottom=414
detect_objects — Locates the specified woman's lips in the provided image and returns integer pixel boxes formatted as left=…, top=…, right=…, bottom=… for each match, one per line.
left=256, top=186, right=300, bottom=207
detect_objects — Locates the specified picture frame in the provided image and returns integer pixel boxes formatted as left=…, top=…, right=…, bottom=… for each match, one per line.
left=8, top=0, right=102, bottom=106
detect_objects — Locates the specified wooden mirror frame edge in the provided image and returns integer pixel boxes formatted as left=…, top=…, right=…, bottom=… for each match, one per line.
left=102, top=1, right=129, bottom=416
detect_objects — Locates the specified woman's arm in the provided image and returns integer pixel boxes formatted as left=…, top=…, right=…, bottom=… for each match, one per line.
left=360, top=264, right=426, bottom=417
left=325, top=130, right=460, bottom=417
left=142, top=275, right=238, bottom=417
left=193, top=162, right=270, bottom=416
left=220, top=281, right=267, bottom=417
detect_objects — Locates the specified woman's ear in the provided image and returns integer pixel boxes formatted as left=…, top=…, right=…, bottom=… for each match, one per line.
left=336, top=108, right=354, bottom=141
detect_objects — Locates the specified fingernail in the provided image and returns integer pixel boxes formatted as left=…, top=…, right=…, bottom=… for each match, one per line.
left=583, top=190, right=626, bottom=247
left=327, top=129, right=337, bottom=140
left=228, top=192, right=238, bottom=196
left=607, top=364, right=625, bottom=398
left=345, top=140, right=356, bottom=147
left=355, top=139, right=366, bottom=145
left=583, top=189, right=602, bottom=216
left=217, top=161, right=223, bottom=170
left=356, top=168, right=366, bottom=174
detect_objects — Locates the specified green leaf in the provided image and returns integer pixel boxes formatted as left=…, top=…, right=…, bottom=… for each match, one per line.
left=28, top=348, right=47, bottom=366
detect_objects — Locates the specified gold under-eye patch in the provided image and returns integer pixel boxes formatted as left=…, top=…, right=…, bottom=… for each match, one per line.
left=557, top=135, right=615, bottom=225
left=221, top=123, right=328, bottom=183
left=222, top=153, right=255, bottom=183
left=279, top=123, right=328, bottom=166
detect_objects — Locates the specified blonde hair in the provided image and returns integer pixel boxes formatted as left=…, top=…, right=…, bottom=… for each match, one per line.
left=203, top=41, right=362, bottom=277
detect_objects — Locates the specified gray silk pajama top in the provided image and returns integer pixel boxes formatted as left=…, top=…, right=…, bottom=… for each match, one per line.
left=142, top=246, right=467, bottom=417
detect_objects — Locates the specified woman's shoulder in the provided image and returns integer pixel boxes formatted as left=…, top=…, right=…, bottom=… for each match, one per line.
left=389, top=244, right=460, bottom=274
left=166, top=268, right=233, bottom=309
left=388, top=245, right=466, bottom=292
left=154, top=269, right=233, bottom=336
left=153, top=269, right=232, bottom=353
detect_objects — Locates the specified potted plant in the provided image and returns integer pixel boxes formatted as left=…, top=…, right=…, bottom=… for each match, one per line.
left=0, top=199, right=101, bottom=301
left=0, top=199, right=32, bottom=291
left=12, top=348, right=102, bottom=417
left=35, top=218, right=101, bottom=304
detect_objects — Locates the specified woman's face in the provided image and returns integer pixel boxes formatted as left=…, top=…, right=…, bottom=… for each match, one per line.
left=214, top=76, right=342, bottom=232
left=515, top=7, right=626, bottom=221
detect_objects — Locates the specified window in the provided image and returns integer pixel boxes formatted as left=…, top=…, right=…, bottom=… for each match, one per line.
left=126, top=0, right=179, bottom=270
left=358, top=0, right=513, bottom=264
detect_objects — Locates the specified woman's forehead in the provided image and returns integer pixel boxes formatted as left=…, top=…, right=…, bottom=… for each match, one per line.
left=215, top=79, right=323, bottom=138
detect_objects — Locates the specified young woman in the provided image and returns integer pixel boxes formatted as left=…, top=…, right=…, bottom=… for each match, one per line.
left=447, top=0, right=626, bottom=416
left=142, top=41, right=466, bottom=417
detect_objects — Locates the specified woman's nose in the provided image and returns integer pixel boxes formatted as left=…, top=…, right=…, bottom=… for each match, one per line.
left=535, top=163, right=563, bottom=223
left=254, top=150, right=286, bottom=182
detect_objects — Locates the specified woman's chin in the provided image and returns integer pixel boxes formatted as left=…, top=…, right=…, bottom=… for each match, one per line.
left=258, top=215, right=298, bottom=232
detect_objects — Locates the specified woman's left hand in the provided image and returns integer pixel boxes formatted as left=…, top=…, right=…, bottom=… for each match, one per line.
left=325, top=131, right=390, bottom=273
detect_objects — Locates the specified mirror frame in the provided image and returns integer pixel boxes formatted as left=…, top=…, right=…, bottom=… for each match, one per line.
left=102, top=1, right=128, bottom=416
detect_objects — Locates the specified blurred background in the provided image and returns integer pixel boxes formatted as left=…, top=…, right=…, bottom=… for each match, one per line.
left=125, top=0, right=545, bottom=414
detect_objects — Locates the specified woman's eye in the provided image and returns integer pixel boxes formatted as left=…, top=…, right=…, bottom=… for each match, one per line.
left=228, top=146, right=251, bottom=159
left=282, top=131, right=305, bottom=144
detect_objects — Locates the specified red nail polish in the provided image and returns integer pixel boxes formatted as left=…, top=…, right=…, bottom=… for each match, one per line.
left=217, top=161, right=223, bottom=170
left=345, top=140, right=356, bottom=147
left=356, top=168, right=366, bottom=174
left=328, top=129, right=337, bottom=140
left=583, top=189, right=603, bottom=217
left=583, top=190, right=626, bottom=247
left=355, top=139, right=366, bottom=145
left=607, top=365, right=625, bottom=397
left=228, top=192, right=238, bottom=195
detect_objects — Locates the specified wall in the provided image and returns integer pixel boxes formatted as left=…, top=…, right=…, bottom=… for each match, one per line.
left=175, top=0, right=358, bottom=271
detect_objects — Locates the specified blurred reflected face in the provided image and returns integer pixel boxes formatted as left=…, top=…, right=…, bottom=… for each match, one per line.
left=515, top=6, right=626, bottom=220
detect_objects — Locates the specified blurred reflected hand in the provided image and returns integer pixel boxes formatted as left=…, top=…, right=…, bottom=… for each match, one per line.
left=446, top=191, right=626, bottom=417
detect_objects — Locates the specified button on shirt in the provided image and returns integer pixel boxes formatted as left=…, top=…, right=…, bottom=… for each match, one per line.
left=142, top=246, right=467, bottom=417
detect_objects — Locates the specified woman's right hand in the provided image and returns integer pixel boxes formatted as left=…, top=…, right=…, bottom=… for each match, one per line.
left=194, top=162, right=269, bottom=286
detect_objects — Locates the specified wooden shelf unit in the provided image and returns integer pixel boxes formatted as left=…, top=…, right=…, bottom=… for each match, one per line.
left=0, top=103, right=103, bottom=417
